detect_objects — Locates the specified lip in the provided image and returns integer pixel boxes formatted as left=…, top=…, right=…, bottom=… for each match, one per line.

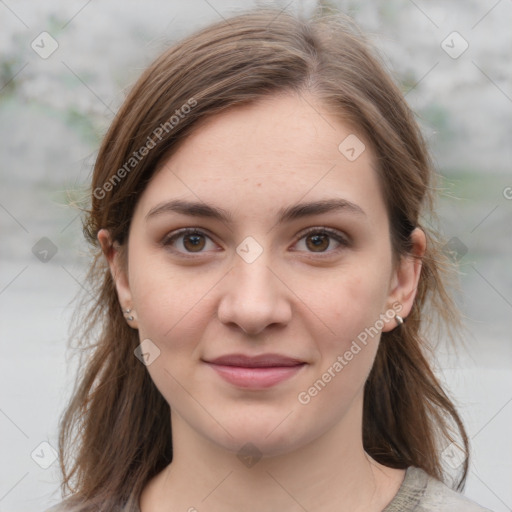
left=204, top=353, right=306, bottom=389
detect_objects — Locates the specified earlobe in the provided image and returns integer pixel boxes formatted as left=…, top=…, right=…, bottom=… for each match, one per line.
left=382, top=227, right=426, bottom=332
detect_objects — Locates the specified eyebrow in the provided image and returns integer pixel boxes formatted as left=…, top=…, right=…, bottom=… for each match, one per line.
left=145, top=198, right=366, bottom=224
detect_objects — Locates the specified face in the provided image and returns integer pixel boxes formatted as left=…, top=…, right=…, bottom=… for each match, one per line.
left=102, top=92, right=423, bottom=457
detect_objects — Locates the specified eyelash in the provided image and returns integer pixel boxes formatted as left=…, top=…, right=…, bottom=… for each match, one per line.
left=161, top=227, right=350, bottom=258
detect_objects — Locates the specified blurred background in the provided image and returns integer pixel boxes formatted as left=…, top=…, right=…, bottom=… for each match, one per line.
left=0, top=1, right=511, bottom=510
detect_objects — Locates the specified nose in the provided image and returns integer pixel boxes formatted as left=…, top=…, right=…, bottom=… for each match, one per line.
left=216, top=253, right=293, bottom=336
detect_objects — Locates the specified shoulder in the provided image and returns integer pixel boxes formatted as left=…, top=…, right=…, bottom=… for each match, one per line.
left=420, top=469, right=493, bottom=512
left=384, top=466, right=494, bottom=512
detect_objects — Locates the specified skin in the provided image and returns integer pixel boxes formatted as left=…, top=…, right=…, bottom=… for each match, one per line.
left=99, top=91, right=426, bottom=512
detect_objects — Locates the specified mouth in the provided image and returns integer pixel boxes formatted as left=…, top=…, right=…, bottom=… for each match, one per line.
left=203, top=353, right=307, bottom=389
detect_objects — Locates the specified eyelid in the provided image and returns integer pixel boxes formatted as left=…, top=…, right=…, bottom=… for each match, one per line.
left=161, top=226, right=350, bottom=257
left=291, top=226, right=351, bottom=254
left=295, top=226, right=349, bottom=243
left=160, top=227, right=220, bottom=255
left=161, top=227, right=212, bottom=242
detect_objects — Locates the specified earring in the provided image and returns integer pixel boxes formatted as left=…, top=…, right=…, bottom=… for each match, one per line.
left=395, top=315, right=404, bottom=326
left=124, top=308, right=134, bottom=321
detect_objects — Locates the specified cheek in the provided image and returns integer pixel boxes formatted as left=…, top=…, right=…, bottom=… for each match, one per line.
left=301, top=255, right=393, bottom=398
left=127, top=250, right=217, bottom=418
left=128, top=250, right=235, bottom=372
left=313, top=258, right=392, bottom=347
left=295, top=272, right=389, bottom=417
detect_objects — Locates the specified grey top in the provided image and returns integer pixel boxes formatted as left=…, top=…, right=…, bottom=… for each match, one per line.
left=45, top=466, right=493, bottom=512
left=382, top=466, right=492, bottom=511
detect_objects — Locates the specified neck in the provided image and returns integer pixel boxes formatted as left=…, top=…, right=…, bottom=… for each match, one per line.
left=140, top=397, right=404, bottom=512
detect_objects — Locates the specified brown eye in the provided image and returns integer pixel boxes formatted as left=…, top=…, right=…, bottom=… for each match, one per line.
left=293, top=228, right=349, bottom=255
left=182, top=233, right=206, bottom=252
left=305, top=233, right=330, bottom=252
left=162, top=228, right=217, bottom=255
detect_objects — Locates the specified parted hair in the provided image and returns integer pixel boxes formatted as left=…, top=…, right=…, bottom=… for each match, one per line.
left=56, top=7, right=469, bottom=510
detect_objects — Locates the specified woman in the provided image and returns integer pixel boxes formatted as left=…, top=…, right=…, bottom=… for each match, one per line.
left=48, top=7, right=492, bottom=512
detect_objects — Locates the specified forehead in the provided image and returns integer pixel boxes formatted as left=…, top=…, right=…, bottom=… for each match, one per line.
left=136, top=92, right=386, bottom=222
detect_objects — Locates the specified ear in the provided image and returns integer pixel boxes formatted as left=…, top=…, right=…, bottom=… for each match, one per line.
left=381, top=227, right=426, bottom=332
left=97, top=229, right=138, bottom=329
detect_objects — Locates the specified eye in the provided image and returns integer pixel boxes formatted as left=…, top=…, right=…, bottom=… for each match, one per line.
left=293, top=227, right=349, bottom=254
left=161, top=226, right=349, bottom=257
left=161, top=228, right=218, bottom=255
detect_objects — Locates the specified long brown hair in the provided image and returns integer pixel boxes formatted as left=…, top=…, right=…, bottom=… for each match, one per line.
left=56, top=7, right=469, bottom=510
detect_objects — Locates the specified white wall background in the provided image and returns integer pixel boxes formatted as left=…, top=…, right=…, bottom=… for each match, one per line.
left=0, top=1, right=511, bottom=511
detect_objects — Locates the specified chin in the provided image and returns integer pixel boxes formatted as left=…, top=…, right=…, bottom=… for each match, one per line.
left=201, top=411, right=317, bottom=459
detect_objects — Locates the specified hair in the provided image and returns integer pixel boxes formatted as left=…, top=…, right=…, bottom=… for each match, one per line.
left=56, top=6, right=469, bottom=510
